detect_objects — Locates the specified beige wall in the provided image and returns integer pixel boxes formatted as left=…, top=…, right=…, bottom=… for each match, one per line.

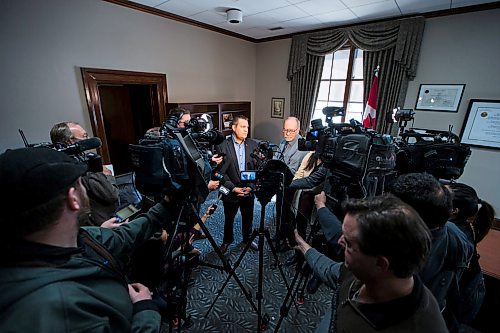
left=403, top=9, right=500, bottom=216
left=254, top=39, right=291, bottom=143
left=254, top=9, right=500, bottom=215
left=0, top=0, right=256, bottom=151
left=1, top=0, right=498, bottom=215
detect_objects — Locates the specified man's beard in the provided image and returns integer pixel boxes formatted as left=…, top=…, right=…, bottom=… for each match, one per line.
left=76, top=188, right=92, bottom=226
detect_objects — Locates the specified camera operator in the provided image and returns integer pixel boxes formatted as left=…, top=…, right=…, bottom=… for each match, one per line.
left=294, top=190, right=346, bottom=294
left=389, top=172, right=474, bottom=332
left=294, top=194, right=447, bottom=333
left=215, top=115, right=258, bottom=253
left=0, top=147, right=169, bottom=332
left=168, top=108, right=224, bottom=182
left=50, top=121, right=119, bottom=226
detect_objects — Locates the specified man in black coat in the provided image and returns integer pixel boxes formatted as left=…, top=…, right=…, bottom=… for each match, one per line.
left=215, top=115, right=258, bottom=253
left=50, top=121, right=119, bottom=226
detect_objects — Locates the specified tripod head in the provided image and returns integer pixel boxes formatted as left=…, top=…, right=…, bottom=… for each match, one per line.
left=240, top=159, right=294, bottom=206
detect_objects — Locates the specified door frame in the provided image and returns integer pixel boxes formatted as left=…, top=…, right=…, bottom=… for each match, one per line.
left=81, top=67, right=168, bottom=164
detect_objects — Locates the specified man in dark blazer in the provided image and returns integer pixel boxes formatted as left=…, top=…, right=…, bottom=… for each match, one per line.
left=215, top=115, right=258, bottom=253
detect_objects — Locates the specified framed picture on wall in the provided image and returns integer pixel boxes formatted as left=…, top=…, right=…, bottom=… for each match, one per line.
left=415, top=84, right=465, bottom=112
left=271, top=98, right=285, bottom=119
left=460, top=99, right=500, bottom=149
left=222, top=113, right=233, bottom=130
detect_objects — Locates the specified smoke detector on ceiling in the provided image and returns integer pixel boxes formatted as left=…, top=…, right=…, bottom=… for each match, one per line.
left=226, top=9, right=243, bottom=24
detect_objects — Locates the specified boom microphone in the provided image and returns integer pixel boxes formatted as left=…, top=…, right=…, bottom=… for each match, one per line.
left=58, top=137, right=102, bottom=155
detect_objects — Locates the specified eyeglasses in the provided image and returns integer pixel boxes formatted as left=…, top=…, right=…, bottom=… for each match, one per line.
left=71, top=133, right=89, bottom=141
left=282, top=128, right=298, bottom=134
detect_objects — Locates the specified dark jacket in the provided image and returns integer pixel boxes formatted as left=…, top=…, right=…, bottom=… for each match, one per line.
left=289, top=165, right=327, bottom=189
left=420, top=222, right=474, bottom=330
left=215, top=136, right=258, bottom=202
left=449, top=218, right=485, bottom=323
left=0, top=203, right=167, bottom=333
left=305, top=248, right=448, bottom=333
left=81, top=171, right=120, bottom=226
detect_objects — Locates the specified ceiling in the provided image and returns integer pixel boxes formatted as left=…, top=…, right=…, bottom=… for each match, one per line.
left=126, top=0, right=500, bottom=40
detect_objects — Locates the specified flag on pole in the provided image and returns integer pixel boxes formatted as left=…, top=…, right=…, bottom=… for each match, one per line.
left=362, top=66, right=379, bottom=130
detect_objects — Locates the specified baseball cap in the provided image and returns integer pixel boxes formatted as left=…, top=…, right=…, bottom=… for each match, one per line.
left=0, top=147, right=88, bottom=214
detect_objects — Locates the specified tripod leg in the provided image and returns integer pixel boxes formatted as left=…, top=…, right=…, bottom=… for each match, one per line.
left=273, top=259, right=311, bottom=332
left=204, top=229, right=259, bottom=318
left=257, top=220, right=265, bottom=332
left=263, top=229, right=300, bottom=314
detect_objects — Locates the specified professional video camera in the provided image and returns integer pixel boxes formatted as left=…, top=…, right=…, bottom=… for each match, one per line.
left=240, top=140, right=293, bottom=205
left=389, top=107, right=472, bottom=181
left=129, top=113, right=223, bottom=204
left=18, top=129, right=103, bottom=172
left=128, top=113, right=226, bottom=327
left=297, top=106, right=396, bottom=213
left=299, top=107, right=396, bottom=183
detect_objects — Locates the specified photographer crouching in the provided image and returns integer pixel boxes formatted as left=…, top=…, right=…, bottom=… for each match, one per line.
left=0, top=147, right=172, bottom=332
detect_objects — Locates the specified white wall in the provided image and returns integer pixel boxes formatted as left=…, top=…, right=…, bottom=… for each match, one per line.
left=0, top=0, right=256, bottom=151
left=403, top=9, right=500, bottom=216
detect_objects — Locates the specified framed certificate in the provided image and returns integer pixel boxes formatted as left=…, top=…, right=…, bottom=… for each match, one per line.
left=460, top=99, right=500, bottom=149
left=415, top=84, right=465, bottom=112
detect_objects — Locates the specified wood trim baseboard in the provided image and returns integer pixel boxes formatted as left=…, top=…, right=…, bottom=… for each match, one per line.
left=493, top=218, right=500, bottom=230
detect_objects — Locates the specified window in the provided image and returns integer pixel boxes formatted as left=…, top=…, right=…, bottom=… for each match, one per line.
left=311, top=46, right=364, bottom=125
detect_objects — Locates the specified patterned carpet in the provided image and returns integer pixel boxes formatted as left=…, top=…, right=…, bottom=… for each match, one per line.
left=159, top=191, right=332, bottom=332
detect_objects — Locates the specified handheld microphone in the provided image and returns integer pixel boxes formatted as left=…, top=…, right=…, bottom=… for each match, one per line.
left=218, top=185, right=230, bottom=198
left=58, top=137, right=102, bottom=155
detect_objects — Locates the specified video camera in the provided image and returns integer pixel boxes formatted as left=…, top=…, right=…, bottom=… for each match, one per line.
left=299, top=106, right=396, bottom=180
left=19, top=129, right=103, bottom=173
left=395, top=127, right=471, bottom=180
left=387, top=108, right=472, bottom=181
left=129, top=113, right=224, bottom=204
left=241, top=142, right=293, bottom=203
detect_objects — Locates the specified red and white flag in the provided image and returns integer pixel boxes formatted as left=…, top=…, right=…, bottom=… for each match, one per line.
left=362, top=67, right=379, bottom=130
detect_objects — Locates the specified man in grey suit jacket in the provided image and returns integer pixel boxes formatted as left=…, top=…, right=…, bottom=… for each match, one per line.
left=276, top=117, right=308, bottom=174
left=274, top=117, right=308, bottom=246
left=215, top=115, right=259, bottom=253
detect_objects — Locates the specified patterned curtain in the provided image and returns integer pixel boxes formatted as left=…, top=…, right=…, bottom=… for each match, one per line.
left=287, top=17, right=425, bottom=134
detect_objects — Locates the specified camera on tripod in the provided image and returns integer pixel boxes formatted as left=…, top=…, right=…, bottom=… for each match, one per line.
left=395, top=127, right=471, bottom=181
left=242, top=142, right=294, bottom=203
left=299, top=107, right=396, bottom=181
left=297, top=106, right=397, bottom=212
left=129, top=112, right=223, bottom=204
left=387, top=108, right=472, bottom=181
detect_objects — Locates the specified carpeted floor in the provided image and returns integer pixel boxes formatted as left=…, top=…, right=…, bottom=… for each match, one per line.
left=117, top=176, right=485, bottom=333
left=159, top=191, right=332, bottom=332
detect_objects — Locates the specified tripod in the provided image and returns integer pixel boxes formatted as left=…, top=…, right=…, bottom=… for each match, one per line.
left=156, top=199, right=258, bottom=331
left=205, top=186, right=297, bottom=332
left=273, top=215, right=321, bottom=332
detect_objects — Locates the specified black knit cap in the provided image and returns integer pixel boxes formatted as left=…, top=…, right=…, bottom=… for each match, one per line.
left=0, top=147, right=88, bottom=213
